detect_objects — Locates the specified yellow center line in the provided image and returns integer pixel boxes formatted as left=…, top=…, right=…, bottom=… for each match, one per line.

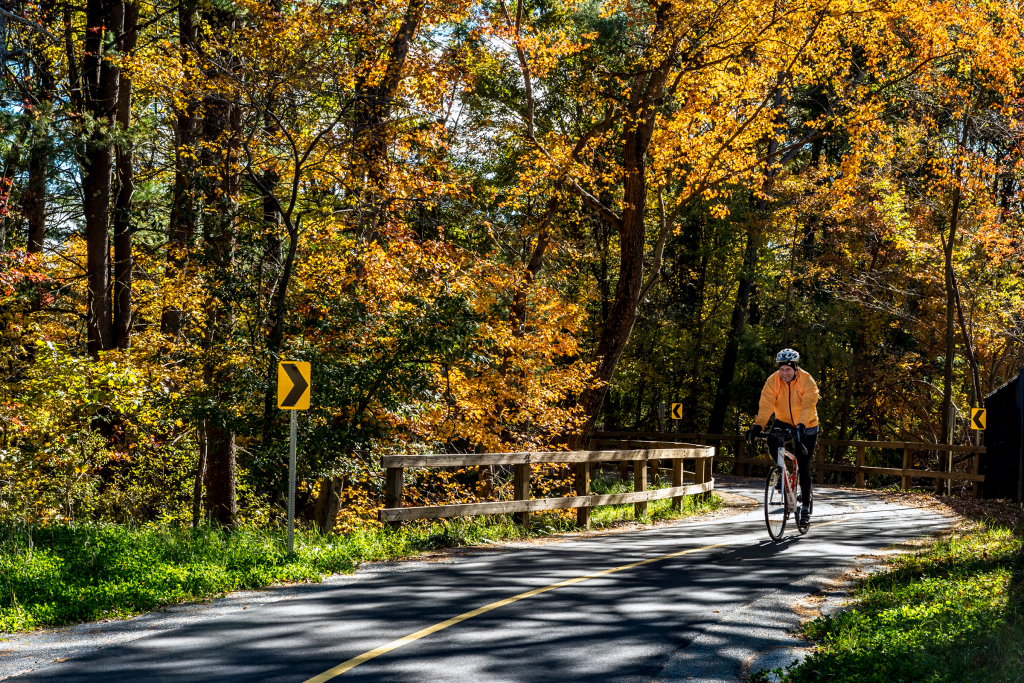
left=303, top=515, right=850, bottom=683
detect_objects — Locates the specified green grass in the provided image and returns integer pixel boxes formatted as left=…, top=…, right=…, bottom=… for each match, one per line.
left=0, top=518, right=530, bottom=632
left=589, top=473, right=724, bottom=527
left=0, top=480, right=719, bottom=633
left=757, top=520, right=1024, bottom=683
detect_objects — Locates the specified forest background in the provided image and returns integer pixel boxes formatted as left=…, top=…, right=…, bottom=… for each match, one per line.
left=0, top=0, right=1023, bottom=531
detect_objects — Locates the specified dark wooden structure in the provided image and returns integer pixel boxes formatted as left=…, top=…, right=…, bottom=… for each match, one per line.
left=980, top=371, right=1023, bottom=503
left=594, top=431, right=986, bottom=497
left=379, top=442, right=714, bottom=528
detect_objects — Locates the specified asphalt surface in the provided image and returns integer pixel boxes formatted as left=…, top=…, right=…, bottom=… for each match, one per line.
left=8, top=480, right=949, bottom=683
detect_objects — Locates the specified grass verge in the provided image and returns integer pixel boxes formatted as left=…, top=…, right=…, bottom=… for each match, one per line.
left=756, top=505, right=1023, bottom=683
left=0, top=482, right=720, bottom=633
left=589, top=474, right=723, bottom=527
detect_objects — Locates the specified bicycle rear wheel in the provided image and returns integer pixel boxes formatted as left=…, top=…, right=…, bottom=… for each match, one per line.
left=765, top=466, right=787, bottom=540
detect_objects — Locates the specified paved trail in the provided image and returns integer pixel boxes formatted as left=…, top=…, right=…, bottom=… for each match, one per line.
left=9, top=480, right=948, bottom=683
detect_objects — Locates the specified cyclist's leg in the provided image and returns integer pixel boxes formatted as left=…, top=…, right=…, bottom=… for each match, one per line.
left=796, top=433, right=817, bottom=507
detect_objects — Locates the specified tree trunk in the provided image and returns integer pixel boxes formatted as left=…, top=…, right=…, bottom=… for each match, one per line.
left=22, top=0, right=57, bottom=254
left=161, top=0, right=199, bottom=336
left=938, top=196, right=960, bottom=491
left=839, top=338, right=861, bottom=442
left=938, top=112, right=974, bottom=489
left=261, top=165, right=283, bottom=424
left=952, top=272, right=982, bottom=407
left=707, top=83, right=788, bottom=435
left=353, top=0, right=426, bottom=186
left=708, top=224, right=758, bottom=435
left=203, top=420, right=236, bottom=526
left=23, top=114, right=49, bottom=253
left=83, top=141, right=114, bottom=356
left=198, top=6, right=241, bottom=527
left=780, top=228, right=799, bottom=347
left=112, top=1, right=138, bottom=349
left=312, top=476, right=344, bottom=534
left=568, top=76, right=663, bottom=448
left=192, top=421, right=208, bottom=527
left=23, top=145, right=47, bottom=254
left=81, top=0, right=123, bottom=356
left=836, top=334, right=863, bottom=470
left=684, top=242, right=709, bottom=432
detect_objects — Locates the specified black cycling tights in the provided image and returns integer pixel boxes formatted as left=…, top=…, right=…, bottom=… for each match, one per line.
left=769, top=432, right=817, bottom=507
left=796, top=433, right=816, bottom=508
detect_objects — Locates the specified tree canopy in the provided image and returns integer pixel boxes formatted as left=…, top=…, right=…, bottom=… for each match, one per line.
left=0, top=0, right=1021, bottom=526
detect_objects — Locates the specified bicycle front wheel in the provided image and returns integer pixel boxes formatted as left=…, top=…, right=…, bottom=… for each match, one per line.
left=765, top=466, right=787, bottom=540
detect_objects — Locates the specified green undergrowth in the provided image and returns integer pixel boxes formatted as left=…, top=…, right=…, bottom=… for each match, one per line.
left=0, top=483, right=719, bottom=633
left=0, top=517, right=517, bottom=632
left=758, top=518, right=1024, bottom=683
left=589, top=474, right=724, bottom=527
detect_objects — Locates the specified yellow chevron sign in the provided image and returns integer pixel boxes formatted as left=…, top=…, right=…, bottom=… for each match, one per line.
left=278, top=361, right=311, bottom=410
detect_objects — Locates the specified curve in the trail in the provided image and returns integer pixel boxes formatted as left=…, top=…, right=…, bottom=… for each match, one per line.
left=9, top=482, right=949, bottom=683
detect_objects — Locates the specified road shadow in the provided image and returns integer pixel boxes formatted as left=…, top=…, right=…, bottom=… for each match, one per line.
left=11, top=490, right=949, bottom=683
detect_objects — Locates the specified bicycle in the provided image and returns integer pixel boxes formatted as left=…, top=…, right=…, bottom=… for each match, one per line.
left=753, top=425, right=810, bottom=540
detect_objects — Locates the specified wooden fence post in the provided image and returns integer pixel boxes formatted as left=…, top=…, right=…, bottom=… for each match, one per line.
left=816, top=442, right=825, bottom=486
left=514, top=462, right=530, bottom=527
left=385, top=467, right=404, bottom=529
left=651, top=457, right=660, bottom=486
left=972, top=453, right=980, bottom=499
left=576, top=463, right=591, bottom=529
left=856, top=446, right=865, bottom=488
left=902, top=447, right=911, bottom=490
left=695, top=455, right=707, bottom=503
left=619, top=440, right=631, bottom=481
left=705, top=452, right=713, bottom=498
left=737, top=439, right=745, bottom=477
left=946, top=445, right=953, bottom=496
left=634, top=458, right=648, bottom=518
left=672, top=457, right=683, bottom=512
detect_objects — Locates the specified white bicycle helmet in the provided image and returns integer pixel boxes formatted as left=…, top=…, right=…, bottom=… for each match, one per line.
left=775, top=348, right=800, bottom=365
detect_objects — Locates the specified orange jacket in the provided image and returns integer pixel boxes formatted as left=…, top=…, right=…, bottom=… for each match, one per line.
left=754, top=368, right=820, bottom=429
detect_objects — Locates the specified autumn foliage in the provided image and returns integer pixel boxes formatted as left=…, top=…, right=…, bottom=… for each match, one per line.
left=0, top=0, right=1021, bottom=528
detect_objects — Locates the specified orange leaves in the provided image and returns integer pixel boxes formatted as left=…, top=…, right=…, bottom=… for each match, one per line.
left=0, top=249, right=46, bottom=300
left=291, top=211, right=596, bottom=455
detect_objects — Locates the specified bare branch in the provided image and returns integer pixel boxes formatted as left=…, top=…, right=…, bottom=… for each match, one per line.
left=0, top=6, right=59, bottom=44
left=639, top=184, right=671, bottom=303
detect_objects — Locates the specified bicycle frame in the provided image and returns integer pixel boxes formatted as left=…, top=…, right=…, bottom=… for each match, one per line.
left=766, top=428, right=800, bottom=509
left=758, top=424, right=809, bottom=538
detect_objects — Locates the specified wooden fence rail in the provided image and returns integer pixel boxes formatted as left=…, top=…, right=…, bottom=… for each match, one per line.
left=594, top=431, right=986, bottom=497
left=379, top=442, right=714, bottom=528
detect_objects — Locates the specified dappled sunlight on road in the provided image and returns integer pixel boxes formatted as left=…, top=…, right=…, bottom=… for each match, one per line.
left=12, top=485, right=948, bottom=683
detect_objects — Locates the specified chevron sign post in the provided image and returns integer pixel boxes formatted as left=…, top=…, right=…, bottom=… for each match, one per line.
left=278, top=361, right=311, bottom=554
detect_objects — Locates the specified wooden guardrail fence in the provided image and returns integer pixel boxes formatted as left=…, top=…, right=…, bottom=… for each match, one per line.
left=379, top=441, right=714, bottom=528
left=594, top=431, right=986, bottom=496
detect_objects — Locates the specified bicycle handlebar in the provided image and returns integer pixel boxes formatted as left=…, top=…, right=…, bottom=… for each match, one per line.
left=752, top=425, right=799, bottom=441
left=752, top=425, right=806, bottom=455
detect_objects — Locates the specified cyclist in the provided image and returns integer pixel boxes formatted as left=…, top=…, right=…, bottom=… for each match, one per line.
left=745, top=348, right=820, bottom=526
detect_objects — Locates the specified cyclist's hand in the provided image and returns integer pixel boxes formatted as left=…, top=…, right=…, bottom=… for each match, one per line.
left=746, top=424, right=762, bottom=444
left=796, top=423, right=806, bottom=441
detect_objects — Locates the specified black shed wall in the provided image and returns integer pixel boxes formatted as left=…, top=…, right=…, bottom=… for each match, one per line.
left=980, top=371, right=1023, bottom=503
